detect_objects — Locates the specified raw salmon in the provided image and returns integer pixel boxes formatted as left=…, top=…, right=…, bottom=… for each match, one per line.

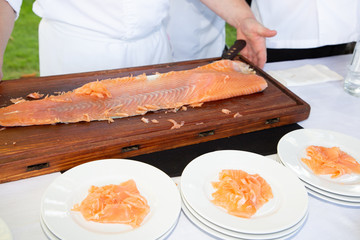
left=72, top=179, right=150, bottom=228
left=301, top=145, right=360, bottom=178
left=211, top=169, right=273, bottom=218
left=0, top=60, right=267, bottom=127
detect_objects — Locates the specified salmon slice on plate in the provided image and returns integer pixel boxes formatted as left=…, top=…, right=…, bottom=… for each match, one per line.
left=301, top=145, right=360, bottom=178
left=72, top=179, right=150, bottom=228
left=211, top=169, right=273, bottom=218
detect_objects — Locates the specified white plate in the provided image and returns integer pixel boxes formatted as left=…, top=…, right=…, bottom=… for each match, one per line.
left=303, top=182, right=360, bottom=207
left=40, top=211, right=179, bottom=240
left=306, top=186, right=360, bottom=207
left=41, top=159, right=181, bottom=240
left=277, top=129, right=360, bottom=197
left=180, top=150, right=308, bottom=234
left=181, top=194, right=304, bottom=240
left=0, top=217, right=13, bottom=240
left=180, top=189, right=307, bottom=240
left=40, top=215, right=59, bottom=240
left=303, top=180, right=360, bottom=203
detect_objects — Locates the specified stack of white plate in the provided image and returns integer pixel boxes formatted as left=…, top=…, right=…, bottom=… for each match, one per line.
left=278, top=129, right=360, bottom=207
left=0, top=217, right=12, bottom=240
left=40, top=159, right=181, bottom=240
left=180, top=150, right=309, bottom=240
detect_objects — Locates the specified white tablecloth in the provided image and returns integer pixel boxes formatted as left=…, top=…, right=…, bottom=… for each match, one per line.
left=1, top=55, right=360, bottom=240
left=263, top=54, right=360, bottom=141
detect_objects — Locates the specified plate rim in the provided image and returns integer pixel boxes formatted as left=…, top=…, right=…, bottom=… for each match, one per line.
left=41, top=158, right=181, bottom=240
left=302, top=181, right=360, bottom=207
left=180, top=188, right=308, bottom=239
left=277, top=128, right=360, bottom=197
left=302, top=179, right=360, bottom=202
left=180, top=150, right=309, bottom=234
left=181, top=190, right=304, bottom=240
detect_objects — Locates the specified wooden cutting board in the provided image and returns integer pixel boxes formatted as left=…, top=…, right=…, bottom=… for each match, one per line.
left=0, top=57, right=310, bottom=183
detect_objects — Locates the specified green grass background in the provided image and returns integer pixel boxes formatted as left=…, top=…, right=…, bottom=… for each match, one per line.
left=2, top=0, right=236, bottom=80
left=3, top=0, right=40, bottom=80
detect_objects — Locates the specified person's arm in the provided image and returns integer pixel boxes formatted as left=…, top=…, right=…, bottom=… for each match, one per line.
left=0, top=0, right=16, bottom=81
left=200, top=0, right=276, bottom=68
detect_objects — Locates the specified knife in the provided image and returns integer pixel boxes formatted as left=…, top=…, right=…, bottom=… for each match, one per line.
left=222, top=39, right=246, bottom=60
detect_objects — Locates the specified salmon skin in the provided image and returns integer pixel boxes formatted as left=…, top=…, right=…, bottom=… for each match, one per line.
left=0, top=60, right=267, bottom=126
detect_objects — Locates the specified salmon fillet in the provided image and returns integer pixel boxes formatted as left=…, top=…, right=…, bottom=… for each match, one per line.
left=0, top=60, right=267, bottom=126
left=301, top=145, right=360, bottom=178
left=72, top=180, right=150, bottom=228
left=211, top=169, right=273, bottom=218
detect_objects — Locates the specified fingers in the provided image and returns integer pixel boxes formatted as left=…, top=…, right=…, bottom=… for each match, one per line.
left=241, top=47, right=255, bottom=64
left=258, top=27, right=277, bottom=38
left=235, top=19, right=276, bottom=68
left=256, top=50, right=267, bottom=69
left=254, top=27, right=275, bottom=68
left=239, top=42, right=267, bottom=68
left=240, top=45, right=261, bottom=68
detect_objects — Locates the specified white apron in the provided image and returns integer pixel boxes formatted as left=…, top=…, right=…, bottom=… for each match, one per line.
left=166, top=0, right=225, bottom=62
left=252, top=0, right=360, bottom=49
left=32, top=0, right=172, bottom=76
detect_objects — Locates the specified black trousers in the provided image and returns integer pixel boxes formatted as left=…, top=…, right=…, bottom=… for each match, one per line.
left=266, top=43, right=353, bottom=63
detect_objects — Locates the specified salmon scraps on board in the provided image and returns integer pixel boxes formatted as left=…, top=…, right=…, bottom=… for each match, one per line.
left=211, top=169, right=273, bottom=218
left=301, top=145, right=360, bottom=178
left=72, top=179, right=150, bottom=228
left=0, top=60, right=267, bottom=126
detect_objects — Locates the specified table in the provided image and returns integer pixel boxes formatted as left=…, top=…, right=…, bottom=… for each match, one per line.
left=1, top=54, right=359, bottom=240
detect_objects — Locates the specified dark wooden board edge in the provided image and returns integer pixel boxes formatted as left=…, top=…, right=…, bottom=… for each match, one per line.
left=0, top=106, right=307, bottom=183
left=131, top=123, right=303, bottom=177
left=0, top=57, right=310, bottom=183
left=237, top=55, right=310, bottom=109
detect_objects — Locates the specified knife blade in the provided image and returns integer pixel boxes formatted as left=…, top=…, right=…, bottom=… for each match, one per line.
left=222, top=39, right=246, bottom=60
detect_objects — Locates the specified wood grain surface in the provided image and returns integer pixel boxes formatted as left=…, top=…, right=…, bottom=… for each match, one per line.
left=0, top=57, right=310, bottom=183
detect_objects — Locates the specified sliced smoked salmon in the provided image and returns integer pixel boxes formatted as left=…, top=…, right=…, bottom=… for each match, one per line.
left=0, top=60, right=267, bottom=126
left=301, top=145, right=360, bottom=178
left=211, top=169, right=273, bottom=218
left=72, top=180, right=150, bottom=228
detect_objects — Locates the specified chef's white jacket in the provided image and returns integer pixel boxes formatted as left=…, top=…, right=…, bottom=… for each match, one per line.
left=252, top=0, right=360, bottom=49
left=7, top=0, right=172, bottom=76
left=166, top=0, right=225, bottom=62
left=6, top=0, right=226, bottom=76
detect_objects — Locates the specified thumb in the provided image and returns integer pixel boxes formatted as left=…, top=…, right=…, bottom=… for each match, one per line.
left=258, top=26, right=277, bottom=38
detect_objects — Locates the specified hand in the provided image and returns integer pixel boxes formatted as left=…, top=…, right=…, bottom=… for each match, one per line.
left=199, top=0, right=276, bottom=68
left=236, top=18, right=277, bottom=68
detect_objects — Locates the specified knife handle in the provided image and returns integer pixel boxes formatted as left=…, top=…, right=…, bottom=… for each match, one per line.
left=222, top=40, right=246, bottom=60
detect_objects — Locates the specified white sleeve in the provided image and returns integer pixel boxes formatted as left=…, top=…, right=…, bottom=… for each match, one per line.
left=5, top=0, right=23, bottom=19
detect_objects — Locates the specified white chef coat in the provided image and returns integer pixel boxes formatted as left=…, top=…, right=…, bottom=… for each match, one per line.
left=252, top=0, right=360, bottom=49
left=166, top=0, right=225, bottom=62
left=7, top=0, right=172, bottom=76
